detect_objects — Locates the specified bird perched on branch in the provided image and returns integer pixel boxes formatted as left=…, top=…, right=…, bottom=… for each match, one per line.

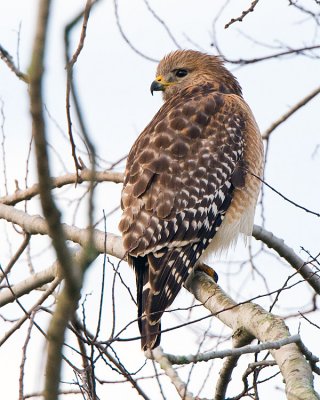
left=119, top=50, right=264, bottom=350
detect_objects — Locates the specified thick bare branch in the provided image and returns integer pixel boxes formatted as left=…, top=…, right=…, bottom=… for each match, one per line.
left=0, top=169, right=123, bottom=206
left=187, top=272, right=319, bottom=400
left=147, top=347, right=204, bottom=400
left=164, top=335, right=301, bottom=365
left=253, top=225, right=320, bottom=295
left=0, top=263, right=59, bottom=307
left=2, top=202, right=320, bottom=297
left=0, top=212, right=314, bottom=397
left=215, top=328, right=254, bottom=399
left=0, top=277, right=60, bottom=347
left=0, top=203, right=124, bottom=258
left=28, top=2, right=92, bottom=398
left=3, top=204, right=318, bottom=297
left=29, top=0, right=74, bottom=288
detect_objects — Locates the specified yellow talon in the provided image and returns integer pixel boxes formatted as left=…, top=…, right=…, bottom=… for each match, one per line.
left=196, top=263, right=218, bottom=282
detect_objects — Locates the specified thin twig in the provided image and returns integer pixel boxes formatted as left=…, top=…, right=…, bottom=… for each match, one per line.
left=296, top=339, right=320, bottom=375
left=64, top=2, right=99, bottom=284
left=0, top=99, right=8, bottom=195
left=101, top=346, right=151, bottom=399
left=72, top=315, right=151, bottom=399
left=23, top=390, right=82, bottom=399
left=250, top=171, right=320, bottom=218
left=113, top=0, right=158, bottom=62
left=0, top=44, right=29, bottom=83
left=75, top=325, right=96, bottom=398
left=64, top=0, right=95, bottom=175
left=143, top=0, right=181, bottom=49
left=229, top=360, right=277, bottom=400
left=19, top=314, right=35, bottom=400
left=225, top=0, right=260, bottom=29
left=92, top=210, right=108, bottom=342
left=0, top=233, right=31, bottom=285
left=263, top=85, right=320, bottom=139
left=225, top=44, right=320, bottom=65
left=299, top=312, right=320, bottom=330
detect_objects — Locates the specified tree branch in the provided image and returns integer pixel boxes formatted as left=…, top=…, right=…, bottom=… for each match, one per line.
left=0, top=169, right=123, bottom=206
left=253, top=225, right=320, bottom=295
left=2, top=203, right=320, bottom=296
left=0, top=246, right=113, bottom=309
left=215, top=328, right=254, bottom=399
left=0, top=233, right=30, bottom=285
left=0, top=262, right=59, bottom=307
left=224, top=45, right=320, bottom=65
left=0, top=203, right=124, bottom=258
left=0, top=44, right=29, bottom=83
left=142, top=0, right=181, bottom=49
left=224, top=0, right=260, bottom=29
left=2, top=205, right=319, bottom=296
left=262, top=85, right=320, bottom=140
left=187, top=272, right=319, bottom=400
left=29, top=0, right=74, bottom=288
left=113, top=0, right=158, bottom=62
left=1, top=202, right=318, bottom=397
left=147, top=347, right=205, bottom=400
left=164, top=335, right=301, bottom=365
left=28, top=2, right=95, bottom=398
left=0, top=277, right=60, bottom=347
left=64, top=0, right=97, bottom=174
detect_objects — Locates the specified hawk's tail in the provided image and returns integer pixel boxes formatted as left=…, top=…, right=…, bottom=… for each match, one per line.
left=132, top=245, right=197, bottom=350
left=131, top=232, right=226, bottom=350
left=132, top=255, right=162, bottom=350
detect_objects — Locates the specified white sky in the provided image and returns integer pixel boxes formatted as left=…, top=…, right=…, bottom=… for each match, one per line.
left=0, top=0, right=319, bottom=399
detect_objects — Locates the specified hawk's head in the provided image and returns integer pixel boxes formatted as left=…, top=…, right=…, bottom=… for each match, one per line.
left=151, top=50, right=242, bottom=101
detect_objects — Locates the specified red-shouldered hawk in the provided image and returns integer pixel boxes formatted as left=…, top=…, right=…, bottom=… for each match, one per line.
left=119, top=50, right=264, bottom=350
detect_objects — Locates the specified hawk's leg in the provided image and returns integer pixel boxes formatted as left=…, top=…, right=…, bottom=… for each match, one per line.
left=195, top=263, right=219, bottom=283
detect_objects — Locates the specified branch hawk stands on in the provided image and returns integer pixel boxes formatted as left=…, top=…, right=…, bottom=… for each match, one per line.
left=119, top=50, right=264, bottom=350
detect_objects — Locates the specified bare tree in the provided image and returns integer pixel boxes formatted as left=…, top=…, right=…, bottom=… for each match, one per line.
left=0, top=1, right=319, bottom=399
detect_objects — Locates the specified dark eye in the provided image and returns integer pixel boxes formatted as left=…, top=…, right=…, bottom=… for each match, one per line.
left=175, top=69, right=188, bottom=78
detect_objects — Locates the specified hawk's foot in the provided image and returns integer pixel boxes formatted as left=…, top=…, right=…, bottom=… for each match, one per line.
left=195, top=263, right=218, bottom=283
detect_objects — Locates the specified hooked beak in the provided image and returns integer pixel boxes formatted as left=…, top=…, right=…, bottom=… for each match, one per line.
left=150, top=80, right=165, bottom=96
left=150, top=75, right=172, bottom=95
